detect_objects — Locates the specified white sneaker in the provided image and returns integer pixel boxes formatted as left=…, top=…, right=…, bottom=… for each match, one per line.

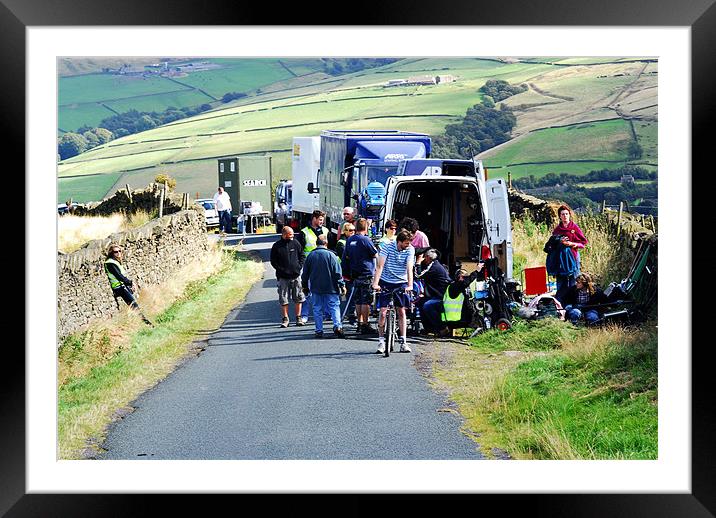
left=399, top=338, right=411, bottom=353
left=376, top=339, right=385, bottom=354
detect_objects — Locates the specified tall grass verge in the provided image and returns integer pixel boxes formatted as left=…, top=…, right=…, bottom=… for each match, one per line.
left=430, top=320, right=657, bottom=459
left=511, top=211, right=636, bottom=287
left=57, top=210, right=157, bottom=254
left=57, top=245, right=264, bottom=459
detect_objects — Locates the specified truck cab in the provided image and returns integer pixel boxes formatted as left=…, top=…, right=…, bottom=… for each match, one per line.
left=316, top=130, right=431, bottom=233
left=384, top=158, right=513, bottom=279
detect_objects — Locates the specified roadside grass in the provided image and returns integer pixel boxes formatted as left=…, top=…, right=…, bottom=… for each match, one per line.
left=58, top=210, right=157, bottom=253
left=429, top=319, right=657, bottom=459
left=511, top=211, right=634, bottom=287
left=57, top=245, right=264, bottom=459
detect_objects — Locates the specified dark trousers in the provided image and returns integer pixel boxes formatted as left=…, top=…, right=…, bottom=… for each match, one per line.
left=113, top=285, right=139, bottom=308
left=218, top=210, right=233, bottom=233
left=555, top=274, right=576, bottom=306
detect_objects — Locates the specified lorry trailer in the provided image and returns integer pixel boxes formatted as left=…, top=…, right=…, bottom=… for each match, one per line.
left=315, top=130, right=431, bottom=232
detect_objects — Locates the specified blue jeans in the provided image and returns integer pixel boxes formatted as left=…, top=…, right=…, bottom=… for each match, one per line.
left=565, top=305, right=599, bottom=325
left=311, top=293, right=341, bottom=332
left=419, top=298, right=444, bottom=331
left=218, top=210, right=232, bottom=233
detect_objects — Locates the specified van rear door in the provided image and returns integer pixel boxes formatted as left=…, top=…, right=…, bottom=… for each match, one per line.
left=486, top=178, right=513, bottom=279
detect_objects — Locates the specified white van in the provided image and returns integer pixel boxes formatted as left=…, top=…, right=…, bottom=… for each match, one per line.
left=273, top=180, right=293, bottom=233
left=383, top=159, right=513, bottom=279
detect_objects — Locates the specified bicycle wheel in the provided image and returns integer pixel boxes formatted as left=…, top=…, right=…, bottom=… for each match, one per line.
left=385, top=307, right=395, bottom=357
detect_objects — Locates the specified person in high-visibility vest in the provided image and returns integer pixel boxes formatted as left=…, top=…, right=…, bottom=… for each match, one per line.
left=104, top=243, right=153, bottom=326
left=296, top=210, right=329, bottom=322
left=437, top=266, right=484, bottom=336
left=297, top=210, right=329, bottom=255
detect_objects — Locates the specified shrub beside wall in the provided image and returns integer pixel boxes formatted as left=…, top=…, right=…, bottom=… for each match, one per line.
left=57, top=209, right=209, bottom=343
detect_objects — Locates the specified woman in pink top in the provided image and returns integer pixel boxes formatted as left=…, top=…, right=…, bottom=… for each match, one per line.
left=552, top=205, right=588, bottom=271
left=551, top=205, right=588, bottom=301
left=398, top=217, right=430, bottom=248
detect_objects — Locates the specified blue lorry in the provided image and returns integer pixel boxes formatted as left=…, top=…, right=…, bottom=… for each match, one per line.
left=311, top=129, right=431, bottom=233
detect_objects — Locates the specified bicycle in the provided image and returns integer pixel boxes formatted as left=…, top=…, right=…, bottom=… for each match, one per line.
left=374, top=286, right=410, bottom=357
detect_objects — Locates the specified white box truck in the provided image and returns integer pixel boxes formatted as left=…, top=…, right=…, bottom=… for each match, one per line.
left=286, top=136, right=321, bottom=230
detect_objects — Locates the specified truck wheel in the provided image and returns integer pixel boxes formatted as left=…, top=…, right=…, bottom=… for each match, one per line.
left=495, top=318, right=512, bottom=331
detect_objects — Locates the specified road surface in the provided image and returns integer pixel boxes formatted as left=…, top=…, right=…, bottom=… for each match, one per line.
left=100, top=233, right=483, bottom=460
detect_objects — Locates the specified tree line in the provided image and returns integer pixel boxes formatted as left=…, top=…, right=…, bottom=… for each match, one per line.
left=478, top=79, right=528, bottom=103
left=57, top=102, right=216, bottom=160
left=552, top=181, right=658, bottom=211
left=512, top=165, right=657, bottom=190
left=431, top=80, right=527, bottom=158
left=321, top=58, right=399, bottom=76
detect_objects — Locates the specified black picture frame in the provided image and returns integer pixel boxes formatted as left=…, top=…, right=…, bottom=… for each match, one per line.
left=6, top=0, right=710, bottom=514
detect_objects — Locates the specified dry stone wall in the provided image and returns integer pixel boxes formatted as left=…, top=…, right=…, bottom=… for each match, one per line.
left=507, top=189, right=562, bottom=227
left=57, top=209, right=210, bottom=343
left=72, top=183, right=185, bottom=217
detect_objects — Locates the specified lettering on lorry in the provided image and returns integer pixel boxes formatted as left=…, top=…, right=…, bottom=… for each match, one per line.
left=243, top=179, right=267, bottom=187
left=421, top=166, right=442, bottom=176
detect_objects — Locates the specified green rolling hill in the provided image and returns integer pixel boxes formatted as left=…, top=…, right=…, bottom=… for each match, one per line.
left=57, top=57, right=658, bottom=203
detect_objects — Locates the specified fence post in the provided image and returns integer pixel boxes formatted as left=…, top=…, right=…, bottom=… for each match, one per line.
left=159, top=182, right=166, bottom=218
left=125, top=184, right=132, bottom=204
left=649, top=215, right=655, bottom=232
left=507, top=171, right=512, bottom=189
left=601, top=200, right=606, bottom=214
left=616, top=201, right=624, bottom=237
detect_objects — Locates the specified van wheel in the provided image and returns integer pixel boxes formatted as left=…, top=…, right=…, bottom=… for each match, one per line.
left=495, top=318, right=512, bottom=331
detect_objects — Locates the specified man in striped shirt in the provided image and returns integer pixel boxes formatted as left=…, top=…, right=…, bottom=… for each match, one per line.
left=372, top=230, right=415, bottom=353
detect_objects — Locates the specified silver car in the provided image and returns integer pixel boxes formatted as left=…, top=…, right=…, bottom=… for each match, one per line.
left=194, top=199, right=220, bottom=228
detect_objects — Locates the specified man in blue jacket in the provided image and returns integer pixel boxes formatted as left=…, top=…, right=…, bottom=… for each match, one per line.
left=301, top=234, right=347, bottom=338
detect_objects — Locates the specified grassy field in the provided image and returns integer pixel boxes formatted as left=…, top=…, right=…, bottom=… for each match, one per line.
left=487, top=161, right=631, bottom=180
left=59, top=74, right=191, bottom=105
left=58, top=172, right=124, bottom=204
left=172, top=58, right=297, bottom=98
left=481, top=119, right=633, bottom=168
left=423, top=211, right=657, bottom=460
left=57, top=246, right=264, bottom=459
left=633, top=120, right=658, bottom=162
left=58, top=57, right=658, bottom=203
left=59, top=103, right=119, bottom=133
left=427, top=320, right=657, bottom=459
left=104, top=89, right=216, bottom=114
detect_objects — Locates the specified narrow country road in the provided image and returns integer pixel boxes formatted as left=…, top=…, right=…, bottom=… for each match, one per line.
left=99, top=234, right=483, bottom=460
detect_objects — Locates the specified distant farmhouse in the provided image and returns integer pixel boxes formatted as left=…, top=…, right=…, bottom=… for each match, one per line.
left=102, top=60, right=220, bottom=78
left=385, top=74, right=458, bottom=87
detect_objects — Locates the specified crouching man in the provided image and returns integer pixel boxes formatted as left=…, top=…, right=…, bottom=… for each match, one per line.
left=104, top=243, right=153, bottom=326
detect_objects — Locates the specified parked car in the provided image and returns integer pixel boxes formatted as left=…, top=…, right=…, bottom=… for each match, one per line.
left=194, top=198, right=220, bottom=228
left=57, top=202, right=84, bottom=215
